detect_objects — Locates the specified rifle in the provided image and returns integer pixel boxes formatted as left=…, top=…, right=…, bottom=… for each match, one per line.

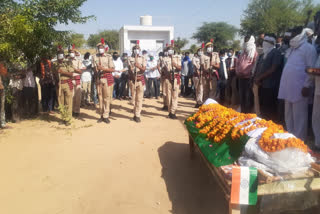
left=134, top=52, right=138, bottom=90
left=170, top=54, right=175, bottom=91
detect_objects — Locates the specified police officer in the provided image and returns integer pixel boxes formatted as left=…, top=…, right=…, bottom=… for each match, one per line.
left=192, top=45, right=204, bottom=108
left=128, top=41, right=146, bottom=123
left=92, top=39, right=115, bottom=124
left=163, top=41, right=182, bottom=119
left=54, top=48, right=74, bottom=126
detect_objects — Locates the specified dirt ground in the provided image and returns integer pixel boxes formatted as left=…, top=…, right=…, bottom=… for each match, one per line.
left=0, top=97, right=228, bottom=214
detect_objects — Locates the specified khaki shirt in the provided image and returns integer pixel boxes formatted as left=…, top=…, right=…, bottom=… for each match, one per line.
left=211, top=52, right=220, bottom=68
left=53, top=60, right=74, bottom=81
left=192, top=56, right=201, bottom=71
left=128, top=56, right=147, bottom=78
left=70, top=58, right=82, bottom=70
left=162, top=55, right=181, bottom=72
left=92, top=53, right=115, bottom=71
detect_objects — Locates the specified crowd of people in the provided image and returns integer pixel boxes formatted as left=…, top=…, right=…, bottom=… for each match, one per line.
left=1, top=13, right=320, bottom=152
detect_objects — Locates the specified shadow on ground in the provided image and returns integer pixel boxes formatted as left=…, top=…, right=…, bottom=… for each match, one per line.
left=158, top=141, right=228, bottom=214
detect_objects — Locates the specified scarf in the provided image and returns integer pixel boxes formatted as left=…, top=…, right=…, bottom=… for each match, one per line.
left=290, top=28, right=308, bottom=49
left=243, top=36, right=256, bottom=60
left=262, top=36, right=275, bottom=59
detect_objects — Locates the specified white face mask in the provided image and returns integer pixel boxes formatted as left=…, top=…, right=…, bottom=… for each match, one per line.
left=198, top=51, right=203, bottom=56
left=207, top=47, right=213, bottom=53
left=168, top=49, right=174, bottom=55
left=164, top=52, right=168, bottom=56
left=57, top=54, right=64, bottom=60
left=99, top=48, right=105, bottom=54
left=134, top=49, right=140, bottom=55
left=70, top=53, right=75, bottom=58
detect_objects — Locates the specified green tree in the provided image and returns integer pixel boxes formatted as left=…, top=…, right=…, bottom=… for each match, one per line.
left=174, top=37, right=189, bottom=53
left=240, top=0, right=320, bottom=36
left=192, top=22, right=238, bottom=50
left=68, top=33, right=86, bottom=49
left=87, top=30, right=119, bottom=50
left=0, top=0, right=93, bottom=66
left=231, top=40, right=241, bottom=51
left=188, top=44, right=199, bottom=54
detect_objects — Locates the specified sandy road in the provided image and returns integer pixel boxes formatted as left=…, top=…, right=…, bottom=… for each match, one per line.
left=0, top=97, right=227, bottom=214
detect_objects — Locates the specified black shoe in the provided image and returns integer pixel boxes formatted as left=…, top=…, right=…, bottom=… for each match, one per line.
left=168, top=113, right=178, bottom=119
left=194, top=103, right=202, bottom=108
left=74, top=112, right=80, bottom=117
left=162, top=106, right=168, bottom=111
left=103, top=118, right=110, bottom=124
left=97, top=116, right=103, bottom=123
left=133, top=116, right=141, bottom=123
left=72, top=112, right=75, bottom=117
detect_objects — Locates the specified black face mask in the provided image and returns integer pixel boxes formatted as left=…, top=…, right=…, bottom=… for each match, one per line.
left=113, top=56, right=119, bottom=60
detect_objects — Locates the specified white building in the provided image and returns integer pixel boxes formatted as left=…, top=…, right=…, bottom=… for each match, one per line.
left=119, top=15, right=174, bottom=56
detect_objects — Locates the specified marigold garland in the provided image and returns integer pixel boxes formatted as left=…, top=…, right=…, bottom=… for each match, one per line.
left=40, top=60, right=52, bottom=79
left=187, top=103, right=308, bottom=153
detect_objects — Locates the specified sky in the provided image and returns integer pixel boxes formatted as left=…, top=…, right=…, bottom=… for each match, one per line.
left=56, top=0, right=320, bottom=46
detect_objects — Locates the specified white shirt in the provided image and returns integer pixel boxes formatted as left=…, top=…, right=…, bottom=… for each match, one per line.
left=146, top=59, right=159, bottom=78
left=23, top=70, right=35, bottom=88
left=81, top=59, right=92, bottom=82
left=278, top=42, right=317, bottom=103
left=112, top=58, right=123, bottom=77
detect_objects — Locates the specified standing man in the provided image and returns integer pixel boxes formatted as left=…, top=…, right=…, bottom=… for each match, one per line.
left=278, top=27, right=317, bottom=141
left=225, top=48, right=238, bottom=107
left=92, top=39, right=115, bottom=124
left=181, top=52, right=193, bottom=97
left=192, top=46, right=204, bottom=108
left=163, top=40, right=182, bottom=119
left=69, top=46, right=83, bottom=117
left=40, top=57, right=56, bottom=113
left=236, top=35, right=258, bottom=113
left=9, top=66, right=25, bottom=123
left=81, top=52, right=93, bottom=106
left=128, top=41, right=146, bottom=123
left=203, top=39, right=220, bottom=101
left=112, top=51, right=123, bottom=99
left=159, top=51, right=169, bottom=110
left=54, top=48, right=74, bottom=126
left=0, top=63, right=7, bottom=129
left=146, top=54, right=160, bottom=99
left=120, top=53, right=129, bottom=99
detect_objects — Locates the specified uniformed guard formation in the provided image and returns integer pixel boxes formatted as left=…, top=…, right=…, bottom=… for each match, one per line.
left=46, top=38, right=220, bottom=126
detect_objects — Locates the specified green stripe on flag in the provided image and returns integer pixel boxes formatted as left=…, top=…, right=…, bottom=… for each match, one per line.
left=248, top=167, right=258, bottom=205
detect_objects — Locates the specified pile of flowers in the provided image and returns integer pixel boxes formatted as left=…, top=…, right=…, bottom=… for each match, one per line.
left=187, top=104, right=308, bottom=153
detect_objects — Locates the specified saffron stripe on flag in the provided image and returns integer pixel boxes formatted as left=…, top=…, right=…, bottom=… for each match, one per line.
left=230, top=167, right=241, bottom=204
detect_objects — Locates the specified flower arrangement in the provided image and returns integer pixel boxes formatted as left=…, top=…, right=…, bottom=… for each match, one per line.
left=187, top=104, right=308, bottom=153
left=0, top=63, right=7, bottom=76
left=40, top=60, right=52, bottom=79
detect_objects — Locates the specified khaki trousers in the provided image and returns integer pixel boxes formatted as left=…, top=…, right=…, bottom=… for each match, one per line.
left=166, top=79, right=179, bottom=114
left=131, top=81, right=144, bottom=117
left=73, top=84, right=81, bottom=113
left=162, top=78, right=169, bottom=107
left=129, top=80, right=136, bottom=105
left=58, top=83, right=73, bottom=120
left=193, top=76, right=203, bottom=104
left=203, top=77, right=218, bottom=102
left=97, top=79, right=113, bottom=118
left=81, top=81, right=91, bottom=105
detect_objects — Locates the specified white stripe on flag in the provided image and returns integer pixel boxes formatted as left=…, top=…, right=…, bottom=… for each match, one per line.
left=239, top=167, right=250, bottom=205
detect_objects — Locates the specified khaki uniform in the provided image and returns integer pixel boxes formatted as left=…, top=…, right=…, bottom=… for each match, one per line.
left=159, top=56, right=168, bottom=107
left=70, top=58, right=82, bottom=114
left=128, top=56, right=146, bottom=117
left=53, top=61, right=74, bottom=121
left=201, top=53, right=220, bottom=101
left=92, top=54, right=115, bottom=119
left=192, top=56, right=203, bottom=104
left=163, top=55, right=181, bottom=114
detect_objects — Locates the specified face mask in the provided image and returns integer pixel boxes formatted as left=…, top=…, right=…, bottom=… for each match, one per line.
left=207, top=47, right=213, bottom=53
left=70, top=53, right=75, bottom=58
left=99, top=48, right=105, bottom=54
left=57, top=54, right=64, bottom=60
left=275, top=43, right=281, bottom=48
left=134, top=49, right=140, bottom=55
left=150, top=57, right=154, bottom=61
left=198, top=51, right=203, bottom=56
left=164, top=52, right=168, bottom=56
left=168, top=50, right=174, bottom=55
left=123, top=57, right=127, bottom=60
left=113, top=55, right=118, bottom=60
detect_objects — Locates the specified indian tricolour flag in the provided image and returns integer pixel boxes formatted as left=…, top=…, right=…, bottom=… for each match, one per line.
left=230, top=167, right=258, bottom=205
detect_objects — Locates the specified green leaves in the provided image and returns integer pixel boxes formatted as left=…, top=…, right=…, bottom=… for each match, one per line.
left=240, top=0, right=320, bottom=36
left=87, top=30, right=119, bottom=50
left=0, top=0, right=93, bottom=67
left=192, top=22, right=239, bottom=50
